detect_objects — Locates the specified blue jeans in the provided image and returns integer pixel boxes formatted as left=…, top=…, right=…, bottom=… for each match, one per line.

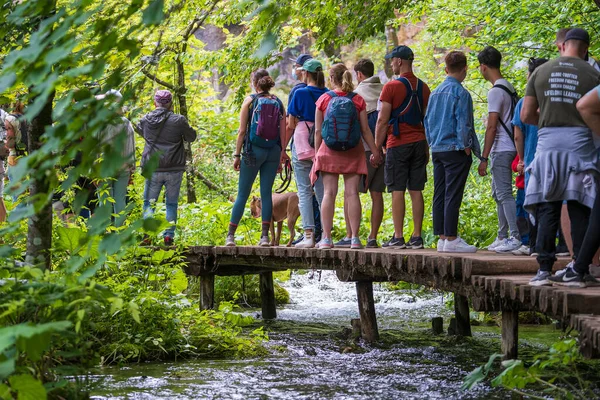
left=292, top=145, right=323, bottom=230
left=143, top=171, right=184, bottom=239
left=230, top=145, right=281, bottom=225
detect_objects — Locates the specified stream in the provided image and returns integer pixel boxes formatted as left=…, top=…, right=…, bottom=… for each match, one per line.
left=88, top=270, right=561, bottom=399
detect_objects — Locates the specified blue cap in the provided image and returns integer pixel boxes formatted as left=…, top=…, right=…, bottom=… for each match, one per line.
left=565, top=28, right=590, bottom=45
left=293, top=54, right=313, bottom=66
left=384, top=45, right=414, bottom=60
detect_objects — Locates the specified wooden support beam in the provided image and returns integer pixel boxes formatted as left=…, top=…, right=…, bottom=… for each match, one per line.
left=432, top=317, right=444, bottom=335
left=453, top=293, right=472, bottom=336
left=355, top=281, right=379, bottom=342
left=501, top=310, right=519, bottom=359
left=200, top=275, right=215, bottom=310
left=259, top=272, right=277, bottom=320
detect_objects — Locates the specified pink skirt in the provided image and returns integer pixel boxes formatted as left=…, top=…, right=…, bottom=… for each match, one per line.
left=310, top=142, right=367, bottom=184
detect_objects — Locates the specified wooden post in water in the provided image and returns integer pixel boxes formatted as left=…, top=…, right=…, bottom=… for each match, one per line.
left=453, top=293, right=472, bottom=336
left=355, top=281, right=379, bottom=342
left=200, top=275, right=215, bottom=310
left=259, top=272, right=277, bottom=320
left=501, top=310, right=519, bottom=359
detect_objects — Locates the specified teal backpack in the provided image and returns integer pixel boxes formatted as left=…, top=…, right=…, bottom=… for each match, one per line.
left=321, top=91, right=361, bottom=151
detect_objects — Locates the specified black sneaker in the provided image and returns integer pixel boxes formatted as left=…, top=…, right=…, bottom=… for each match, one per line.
left=366, top=238, right=379, bottom=248
left=549, top=267, right=585, bottom=288
left=382, top=236, right=406, bottom=248
left=407, top=236, right=424, bottom=249
left=164, top=236, right=174, bottom=247
left=292, top=234, right=304, bottom=246
left=334, top=238, right=352, bottom=248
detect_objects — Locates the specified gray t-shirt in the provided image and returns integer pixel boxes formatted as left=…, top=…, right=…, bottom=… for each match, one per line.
left=525, top=56, right=600, bottom=128
left=488, top=78, right=516, bottom=153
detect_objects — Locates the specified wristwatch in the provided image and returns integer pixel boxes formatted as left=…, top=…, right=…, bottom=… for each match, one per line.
left=480, top=157, right=489, bottom=162
left=233, top=154, right=241, bottom=158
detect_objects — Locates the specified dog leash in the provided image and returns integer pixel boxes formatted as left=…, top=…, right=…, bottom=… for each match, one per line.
left=275, top=159, right=293, bottom=194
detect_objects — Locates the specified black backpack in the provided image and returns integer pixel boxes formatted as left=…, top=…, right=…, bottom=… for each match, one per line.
left=493, top=84, right=519, bottom=142
left=10, top=113, right=29, bottom=155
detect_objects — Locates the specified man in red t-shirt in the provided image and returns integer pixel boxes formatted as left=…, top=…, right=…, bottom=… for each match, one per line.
left=374, top=45, right=431, bottom=249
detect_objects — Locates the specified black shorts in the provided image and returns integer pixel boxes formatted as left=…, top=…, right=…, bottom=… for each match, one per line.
left=384, top=140, right=428, bottom=192
left=359, top=151, right=386, bottom=193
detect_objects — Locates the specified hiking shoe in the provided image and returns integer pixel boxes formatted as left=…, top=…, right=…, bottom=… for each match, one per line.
left=366, top=238, right=379, bottom=248
left=295, top=233, right=315, bottom=248
left=583, top=274, right=600, bottom=287
left=225, top=234, right=236, bottom=247
left=351, top=237, right=363, bottom=249
left=444, top=237, right=477, bottom=253
left=529, top=270, right=552, bottom=286
left=495, top=237, right=522, bottom=253
left=317, top=237, right=333, bottom=249
left=292, top=234, right=304, bottom=246
left=556, top=244, right=570, bottom=257
left=549, top=266, right=585, bottom=288
left=258, top=236, right=270, bottom=247
left=511, top=245, right=530, bottom=256
left=335, top=237, right=352, bottom=248
left=487, top=237, right=505, bottom=251
left=164, top=236, right=174, bottom=246
left=437, top=239, right=446, bottom=252
left=382, top=236, right=406, bottom=248
left=554, top=260, right=573, bottom=278
left=407, top=236, right=424, bottom=249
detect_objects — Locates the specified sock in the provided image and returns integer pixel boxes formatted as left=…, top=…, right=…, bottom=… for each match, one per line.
left=228, top=223, right=237, bottom=236
left=262, top=222, right=270, bottom=237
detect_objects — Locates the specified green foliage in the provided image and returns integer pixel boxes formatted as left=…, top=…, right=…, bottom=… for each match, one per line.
left=213, top=275, right=290, bottom=307
left=463, top=340, right=599, bottom=399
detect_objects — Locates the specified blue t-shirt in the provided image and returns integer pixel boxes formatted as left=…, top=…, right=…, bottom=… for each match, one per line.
left=512, top=98, right=538, bottom=167
left=287, top=83, right=307, bottom=111
left=287, top=86, right=329, bottom=122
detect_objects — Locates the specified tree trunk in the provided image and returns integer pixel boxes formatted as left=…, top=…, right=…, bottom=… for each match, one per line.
left=176, top=58, right=197, bottom=204
left=384, top=25, right=399, bottom=78
left=26, top=91, right=54, bottom=269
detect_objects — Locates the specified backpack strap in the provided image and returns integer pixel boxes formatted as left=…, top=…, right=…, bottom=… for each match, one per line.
left=389, top=77, right=424, bottom=136
left=345, top=92, right=357, bottom=100
left=326, top=90, right=338, bottom=98
left=492, top=84, right=517, bottom=141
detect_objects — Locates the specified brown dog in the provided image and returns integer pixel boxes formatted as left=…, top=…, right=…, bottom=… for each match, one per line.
left=250, top=193, right=300, bottom=247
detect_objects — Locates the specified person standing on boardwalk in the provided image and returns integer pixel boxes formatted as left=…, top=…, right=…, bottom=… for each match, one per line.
left=226, top=70, right=286, bottom=247
left=139, top=89, right=197, bottom=246
left=477, top=46, right=522, bottom=253
left=336, top=59, right=385, bottom=249
left=425, top=51, right=480, bottom=253
left=311, top=63, right=381, bottom=249
left=284, top=59, right=328, bottom=249
left=549, top=85, right=600, bottom=287
left=374, top=45, right=430, bottom=249
left=521, top=28, right=600, bottom=286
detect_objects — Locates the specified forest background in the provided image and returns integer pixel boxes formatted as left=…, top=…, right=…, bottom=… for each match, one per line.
left=0, top=0, right=599, bottom=399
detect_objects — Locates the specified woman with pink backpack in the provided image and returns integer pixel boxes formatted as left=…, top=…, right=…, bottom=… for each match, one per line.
left=312, top=63, right=382, bottom=249
left=226, top=69, right=287, bottom=247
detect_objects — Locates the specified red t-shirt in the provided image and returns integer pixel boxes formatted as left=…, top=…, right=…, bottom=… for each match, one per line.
left=511, top=155, right=525, bottom=190
left=316, top=90, right=367, bottom=114
left=379, top=72, right=430, bottom=148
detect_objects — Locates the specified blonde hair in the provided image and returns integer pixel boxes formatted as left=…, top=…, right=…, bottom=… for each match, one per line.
left=4, top=114, right=21, bottom=144
left=329, top=63, right=354, bottom=92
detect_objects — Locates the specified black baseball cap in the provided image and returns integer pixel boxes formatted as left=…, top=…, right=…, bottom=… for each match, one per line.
left=292, top=54, right=313, bottom=66
left=384, top=45, right=414, bottom=60
left=565, top=28, right=590, bottom=45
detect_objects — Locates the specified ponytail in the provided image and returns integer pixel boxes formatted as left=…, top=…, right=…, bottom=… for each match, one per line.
left=341, top=70, right=354, bottom=92
left=329, top=63, right=354, bottom=92
left=307, top=69, right=326, bottom=89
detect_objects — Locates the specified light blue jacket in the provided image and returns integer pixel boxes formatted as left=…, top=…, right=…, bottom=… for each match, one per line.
left=424, top=76, right=481, bottom=159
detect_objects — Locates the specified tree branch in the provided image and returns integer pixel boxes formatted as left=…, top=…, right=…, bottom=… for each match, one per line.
left=193, top=169, right=231, bottom=200
left=142, top=68, right=176, bottom=91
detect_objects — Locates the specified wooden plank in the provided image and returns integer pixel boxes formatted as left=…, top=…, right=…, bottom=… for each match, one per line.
left=356, top=281, right=379, bottom=342
left=259, top=272, right=277, bottom=320
left=200, top=275, right=215, bottom=310
left=502, top=310, right=519, bottom=359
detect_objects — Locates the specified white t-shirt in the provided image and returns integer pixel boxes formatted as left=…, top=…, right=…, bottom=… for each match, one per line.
left=488, top=78, right=516, bottom=153
left=0, top=108, right=6, bottom=141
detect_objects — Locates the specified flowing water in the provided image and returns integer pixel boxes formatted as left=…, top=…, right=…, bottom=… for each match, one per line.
left=88, top=270, right=559, bottom=399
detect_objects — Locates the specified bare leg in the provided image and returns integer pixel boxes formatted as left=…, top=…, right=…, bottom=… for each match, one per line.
left=561, top=203, right=573, bottom=256
left=343, top=174, right=361, bottom=238
left=391, top=191, right=406, bottom=239
left=343, top=198, right=351, bottom=238
left=370, top=191, right=384, bottom=240
left=321, top=173, right=340, bottom=240
left=408, top=190, right=424, bottom=237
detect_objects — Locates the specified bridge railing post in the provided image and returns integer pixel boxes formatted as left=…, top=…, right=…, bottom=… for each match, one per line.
left=453, top=293, right=472, bottom=336
left=501, top=309, right=519, bottom=359
left=259, top=271, right=277, bottom=320
left=355, top=281, right=379, bottom=342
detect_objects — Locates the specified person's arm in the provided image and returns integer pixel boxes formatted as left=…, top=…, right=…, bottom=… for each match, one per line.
left=577, top=87, right=600, bottom=137
left=279, top=111, right=289, bottom=162
left=358, top=110, right=381, bottom=165
left=514, top=125, right=525, bottom=173
left=181, top=116, right=197, bottom=142
left=374, top=101, right=391, bottom=149
left=314, top=108, right=324, bottom=153
left=477, top=112, right=499, bottom=176
left=282, top=115, right=298, bottom=150
left=233, top=97, right=252, bottom=171
left=520, top=96, right=539, bottom=125
left=456, top=90, right=472, bottom=154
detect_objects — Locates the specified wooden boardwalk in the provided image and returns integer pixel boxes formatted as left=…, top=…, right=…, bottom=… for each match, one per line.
left=184, top=246, right=600, bottom=359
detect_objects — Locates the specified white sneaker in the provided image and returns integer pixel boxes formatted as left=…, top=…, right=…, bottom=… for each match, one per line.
left=487, top=237, right=506, bottom=251
left=444, top=237, right=477, bottom=253
left=495, top=237, right=522, bottom=253
left=437, top=239, right=446, bottom=252
left=295, top=233, right=315, bottom=248
left=511, top=245, right=530, bottom=256
left=554, top=260, right=573, bottom=278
